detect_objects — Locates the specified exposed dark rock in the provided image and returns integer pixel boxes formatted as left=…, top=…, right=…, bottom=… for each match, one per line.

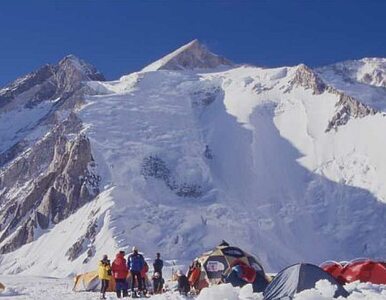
left=141, top=155, right=203, bottom=198
left=141, top=156, right=171, bottom=182
left=191, top=86, right=222, bottom=107
left=0, top=57, right=104, bottom=252
left=0, top=55, right=105, bottom=111
left=326, top=92, right=377, bottom=132
left=287, top=64, right=327, bottom=95
left=66, top=220, right=98, bottom=261
left=0, top=118, right=100, bottom=253
left=0, top=218, right=35, bottom=254
left=0, top=65, right=55, bottom=109
left=175, top=183, right=203, bottom=198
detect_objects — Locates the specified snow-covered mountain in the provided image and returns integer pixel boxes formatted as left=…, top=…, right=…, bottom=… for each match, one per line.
left=1, top=40, right=386, bottom=276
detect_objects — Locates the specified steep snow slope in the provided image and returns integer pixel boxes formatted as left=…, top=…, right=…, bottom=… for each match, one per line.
left=1, top=41, right=386, bottom=276
left=80, top=62, right=386, bottom=270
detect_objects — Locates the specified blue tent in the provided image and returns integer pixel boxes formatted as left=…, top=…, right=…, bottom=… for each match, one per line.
left=224, top=264, right=269, bottom=292
left=263, top=263, right=349, bottom=300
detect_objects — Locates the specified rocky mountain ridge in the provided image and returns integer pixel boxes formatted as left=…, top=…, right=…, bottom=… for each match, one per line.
left=0, top=55, right=103, bottom=254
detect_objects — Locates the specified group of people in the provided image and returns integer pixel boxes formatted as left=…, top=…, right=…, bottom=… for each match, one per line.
left=97, top=247, right=164, bottom=299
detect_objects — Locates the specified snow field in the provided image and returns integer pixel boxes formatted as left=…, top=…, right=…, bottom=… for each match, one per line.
left=1, top=276, right=386, bottom=300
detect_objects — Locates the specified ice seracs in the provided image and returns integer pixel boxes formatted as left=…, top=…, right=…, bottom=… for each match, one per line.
left=142, top=39, right=233, bottom=72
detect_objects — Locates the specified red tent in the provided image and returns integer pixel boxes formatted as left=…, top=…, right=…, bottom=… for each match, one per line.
left=320, top=261, right=347, bottom=284
left=322, top=259, right=386, bottom=285
left=340, top=260, right=386, bottom=284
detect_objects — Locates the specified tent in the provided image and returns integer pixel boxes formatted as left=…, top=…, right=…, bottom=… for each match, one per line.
left=263, top=263, right=349, bottom=300
left=73, top=271, right=116, bottom=292
left=320, top=261, right=346, bottom=284
left=0, top=282, right=5, bottom=293
left=224, top=262, right=269, bottom=292
left=327, top=259, right=386, bottom=285
left=189, top=241, right=269, bottom=292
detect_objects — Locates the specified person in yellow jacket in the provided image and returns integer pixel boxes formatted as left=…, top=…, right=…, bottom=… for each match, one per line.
left=98, top=254, right=112, bottom=299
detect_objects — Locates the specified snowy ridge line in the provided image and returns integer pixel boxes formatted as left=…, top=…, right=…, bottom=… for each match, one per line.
left=325, top=88, right=379, bottom=132
left=286, top=63, right=380, bottom=131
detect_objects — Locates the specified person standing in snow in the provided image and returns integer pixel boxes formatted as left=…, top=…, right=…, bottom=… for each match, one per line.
left=152, top=272, right=164, bottom=294
left=140, top=260, right=149, bottom=295
left=176, top=270, right=190, bottom=296
left=127, top=246, right=145, bottom=296
left=112, top=251, right=129, bottom=298
left=188, top=259, right=201, bottom=290
left=153, top=252, right=164, bottom=279
left=98, top=255, right=112, bottom=300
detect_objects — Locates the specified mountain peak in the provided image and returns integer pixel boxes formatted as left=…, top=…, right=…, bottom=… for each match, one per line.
left=57, top=54, right=105, bottom=82
left=288, top=64, right=327, bottom=94
left=142, top=39, right=232, bottom=72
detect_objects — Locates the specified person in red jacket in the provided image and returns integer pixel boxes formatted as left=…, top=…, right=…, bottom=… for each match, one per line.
left=112, top=251, right=129, bottom=298
left=140, top=261, right=149, bottom=295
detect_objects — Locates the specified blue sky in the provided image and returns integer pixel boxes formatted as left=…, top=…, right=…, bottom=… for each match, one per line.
left=0, top=0, right=385, bottom=86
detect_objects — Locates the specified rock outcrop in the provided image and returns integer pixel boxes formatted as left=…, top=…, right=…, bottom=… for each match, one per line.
left=326, top=92, right=377, bottom=132
left=287, top=64, right=327, bottom=94
left=0, top=56, right=103, bottom=253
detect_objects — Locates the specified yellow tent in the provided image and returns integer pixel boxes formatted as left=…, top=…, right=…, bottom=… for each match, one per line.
left=0, top=282, right=5, bottom=293
left=73, top=271, right=116, bottom=292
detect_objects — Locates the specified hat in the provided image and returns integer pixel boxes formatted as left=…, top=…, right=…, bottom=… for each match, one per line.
left=132, top=246, right=138, bottom=252
left=154, top=272, right=160, bottom=278
left=102, top=254, right=108, bottom=260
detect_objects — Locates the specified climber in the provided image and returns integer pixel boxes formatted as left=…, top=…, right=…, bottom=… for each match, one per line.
left=140, top=260, right=149, bottom=295
left=112, top=251, right=129, bottom=298
left=98, top=254, right=112, bottom=300
left=176, top=270, right=190, bottom=296
left=152, top=272, right=164, bottom=294
left=127, top=246, right=145, bottom=297
left=153, top=252, right=164, bottom=278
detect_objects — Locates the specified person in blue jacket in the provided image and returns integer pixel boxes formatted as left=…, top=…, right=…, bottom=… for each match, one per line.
left=127, top=246, right=145, bottom=295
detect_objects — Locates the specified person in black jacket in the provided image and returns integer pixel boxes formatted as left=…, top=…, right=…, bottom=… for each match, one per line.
left=153, top=253, right=164, bottom=278
left=152, top=272, right=164, bottom=294
left=176, top=270, right=190, bottom=296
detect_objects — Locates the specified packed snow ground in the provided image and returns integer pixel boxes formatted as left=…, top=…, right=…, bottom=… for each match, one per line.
left=1, top=276, right=386, bottom=300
